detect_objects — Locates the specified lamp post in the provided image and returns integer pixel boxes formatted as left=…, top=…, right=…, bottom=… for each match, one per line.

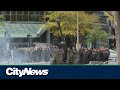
left=56, top=18, right=64, bottom=43
left=56, top=18, right=67, bottom=62
left=76, top=11, right=80, bottom=51
left=74, top=11, right=81, bottom=64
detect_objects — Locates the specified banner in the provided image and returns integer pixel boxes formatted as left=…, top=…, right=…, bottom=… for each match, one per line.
left=0, top=65, right=120, bottom=79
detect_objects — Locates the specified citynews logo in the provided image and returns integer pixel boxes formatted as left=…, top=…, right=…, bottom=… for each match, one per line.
left=6, top=67, right=49, bottom=77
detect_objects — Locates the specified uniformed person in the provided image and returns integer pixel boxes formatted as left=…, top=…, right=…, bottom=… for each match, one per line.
left=79, top=49, right=83, bottom=64
left=38, top=47, right=43, bottom=62
left=59, top=50, right=63, bottom=64
left=55, top=49, right=61, bottom=64
left=44, top=48, right=51, bottom=62
left=103, top=48, right=110, bottom=62
left=96, top=49, right=102, bottom=61
left=88, top=48, right=92, bottom=63
left=69, top=49, right=75, bottom=64
left=82, top=49, right=89, bottom=64
left=66, top=48, right=71, bottom=64
left=91, top=49, right=97, bottom=61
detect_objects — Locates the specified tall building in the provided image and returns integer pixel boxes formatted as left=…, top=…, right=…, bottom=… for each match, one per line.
left=0, top=11, right=50, bottom=50
left=95, top=11, right=110, bottom=48
left=85, top=11, right=111, bottom=48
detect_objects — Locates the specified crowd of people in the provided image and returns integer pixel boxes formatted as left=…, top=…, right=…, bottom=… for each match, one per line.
left=4, top=46, right=53, bottom=64
left=53, top=47, right=110, bottom=64
left=0, top=43, right=110, bottom=64
left=78, top=48, right=110, bottom=64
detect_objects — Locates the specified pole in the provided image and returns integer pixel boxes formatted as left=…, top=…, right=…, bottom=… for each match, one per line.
left=56, top=18, right=64, bottom=42
left=74, top=11, right=81, bottom=64
left=76, top=11, right=80, bottom=51
left=56, top=18, right=67, bottom=61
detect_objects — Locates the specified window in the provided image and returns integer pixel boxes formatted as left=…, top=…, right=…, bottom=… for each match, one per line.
left=29, top=11, right=34, bottom=15
left=17, top=11, right=22, bottom=15
left=29, top=15, right=35, bottom=21
left=1, top=11, right=6, bottom=14
left=5, top=11, right=10, bottom=14
left=34, top=11, right=39, bottom=16
left=11, top=15, right=16, bottom=21
left=23, top=14, right=28, bottom=21
left=24, top=11, right=28, bottom=14
left=11, top=11, right=16, bottom=14
left=5, top=15, right=10, bottom=21
left=17, top=15, right=22, bottom=21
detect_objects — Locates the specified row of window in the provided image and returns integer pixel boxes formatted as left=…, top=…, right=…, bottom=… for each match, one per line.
left=0, top=11, right=44, bottom=15
left=10, top=38, right=40, bottom=42
left=5, top=15, right=42, bottom=21
left=0, top=11, right=44, bottom=21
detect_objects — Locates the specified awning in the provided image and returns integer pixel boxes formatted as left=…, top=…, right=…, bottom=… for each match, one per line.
left=0, top=22, right=42, bottom=37
left=37, top=28, right=47, bottom=37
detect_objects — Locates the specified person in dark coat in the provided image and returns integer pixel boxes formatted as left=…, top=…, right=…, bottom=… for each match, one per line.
left=103, top=48, right=110, bottom=61
left=99, top=48, right=105, bottom=62
left=53, top=49, right=61, bottom=64
left=79, top=49, right=83, bottom=64
left=96, top=49, right=102, bottom=61
left=82, top=49, right=89, bottom=64
left=66, top=48, right=71, bottom=64
left=91, top=49, right=97, bottom=61
left=38, top=47, right=43, bottom=62
left=32, top=49, right=37, bottom=62
left=69, top=49, right=74, bottom=64
left=44, top=48, right=52, bottom=62
left=87, top=48, right=92, bottom=62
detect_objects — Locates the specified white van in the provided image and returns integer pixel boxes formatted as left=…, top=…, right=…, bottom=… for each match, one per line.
left=108, top=49, right=117, bottom=60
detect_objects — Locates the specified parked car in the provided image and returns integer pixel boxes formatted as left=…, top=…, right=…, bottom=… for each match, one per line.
left=108, top=49, right=117, bottom=60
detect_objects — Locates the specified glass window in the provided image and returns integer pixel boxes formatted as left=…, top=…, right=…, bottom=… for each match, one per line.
left=17, top=11, right=22, bottom=15
left=5, top=11, right=10, bottom=14
left=29, top=11, right=34, bottom=15
left=29, top=15, right=39, bottom=21
left=0, top=11, right=6, bottom=14
left=29, top=15, right=34, bottom=21
left=24, top=11, right=28, bottom=14
left=11, top=15, right=16, bottom=21
left=34, top=11, right=39, bottom=16
left=39, top=11, right=44, bottom=15
left=5, top=15, right=10, bottom=21
left=2, top=11, right=10, bottom=14
left=17, top=15, right=22, bottom=21
left=23, top=14, right=28, bottom=21
left=11, top=11, right=16, bottom=14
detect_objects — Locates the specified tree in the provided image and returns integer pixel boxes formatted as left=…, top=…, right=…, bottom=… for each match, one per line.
left=41, top=11, right=100, bottom=45
left=104, top=11, right=114, bottom=21
left=110, top=11, right=120, bottom=64
left=86, top=26, right=108, bottom=48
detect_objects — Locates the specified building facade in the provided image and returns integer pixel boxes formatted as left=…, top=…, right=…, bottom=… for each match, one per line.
left=85, top=11, right=112, bottom=48
left=0, top=11, right=44, bottom=21
left=0, top=11, right=50, bottom=50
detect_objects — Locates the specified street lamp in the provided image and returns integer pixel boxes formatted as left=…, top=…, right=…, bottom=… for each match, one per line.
left=56, top=18, right=64, bottom=43
left=56, top=18, right=67, bottom=61
left=76, top=12, right=80, bottom=51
